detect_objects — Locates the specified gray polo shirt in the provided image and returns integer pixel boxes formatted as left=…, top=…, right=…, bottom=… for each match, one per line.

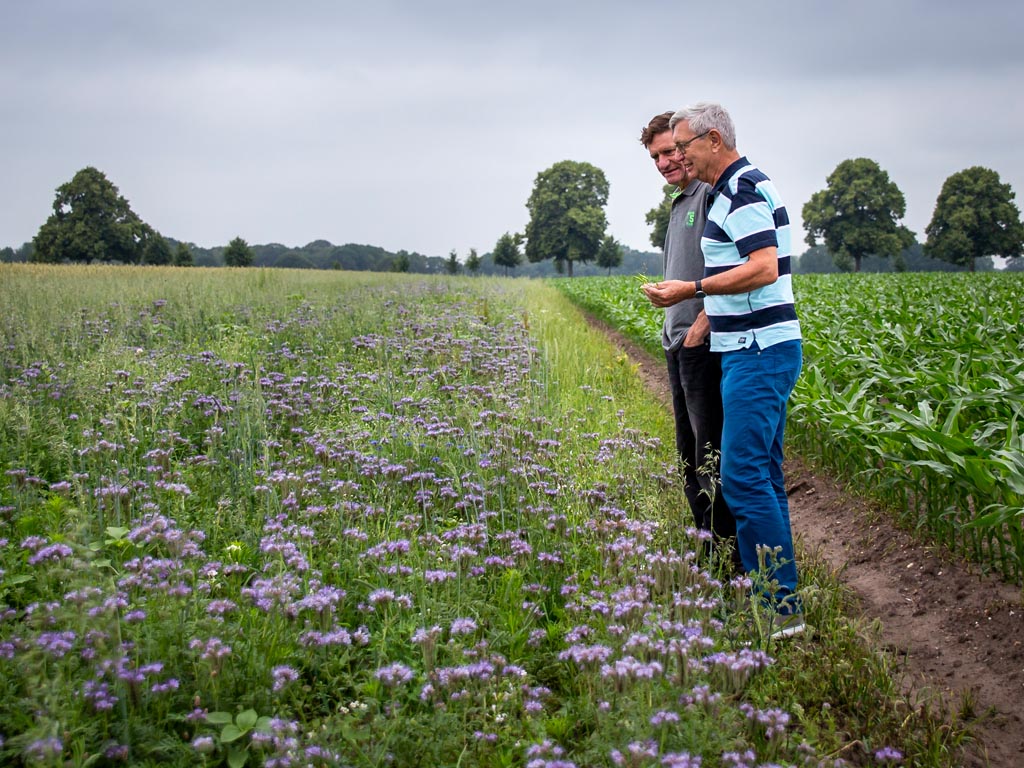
left=661, top=178, right=711, bottom=352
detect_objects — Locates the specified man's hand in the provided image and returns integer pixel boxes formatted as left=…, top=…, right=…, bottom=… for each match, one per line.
left=640, top=279, right=691, bottom=308
left=683, top=310, right=710, bottom=347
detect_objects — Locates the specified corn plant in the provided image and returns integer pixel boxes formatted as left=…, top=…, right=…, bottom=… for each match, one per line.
left=554, top=272, right=1024, bottom=581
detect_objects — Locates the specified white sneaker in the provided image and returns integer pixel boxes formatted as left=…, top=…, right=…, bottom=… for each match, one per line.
left=769, top=612, right=806, bottom=640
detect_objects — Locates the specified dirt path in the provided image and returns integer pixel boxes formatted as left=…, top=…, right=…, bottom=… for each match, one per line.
left=590, top=316, right=1024, bottom=768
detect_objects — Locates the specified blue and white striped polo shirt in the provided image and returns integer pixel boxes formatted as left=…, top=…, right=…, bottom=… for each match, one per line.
left=701, top=157, right=801, bottom=352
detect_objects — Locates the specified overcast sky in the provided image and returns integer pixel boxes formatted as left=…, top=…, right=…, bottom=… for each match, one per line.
left=3, top=1, right=1023, bottom=259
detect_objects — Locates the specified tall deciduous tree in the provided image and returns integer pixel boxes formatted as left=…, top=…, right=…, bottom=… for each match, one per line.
left=492, top=232, right=522, bottom=277
left=802, top=158, right=915, bottom=272
left=33, top=166, right=151, bottom=263
left=596, top=235, right=623, bottom=275
left=223, top=236, right=254, bottom=267
left=924, top=166, right=1024, bottom=272
left=644, top=184, right=675, bottom=250
left=465, top=247, right=481, bottom=275
left=524, top=160, right=609, bottom=277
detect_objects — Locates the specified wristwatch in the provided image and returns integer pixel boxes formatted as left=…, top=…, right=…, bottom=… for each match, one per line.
left=694, top=280, right=707, bottom=299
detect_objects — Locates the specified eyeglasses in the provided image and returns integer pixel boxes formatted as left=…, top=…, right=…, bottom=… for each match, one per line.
left=675, top=131, right=710, bottom=153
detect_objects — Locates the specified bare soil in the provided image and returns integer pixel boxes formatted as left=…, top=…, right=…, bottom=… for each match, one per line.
left=590, top=315, right=1024, bottom=768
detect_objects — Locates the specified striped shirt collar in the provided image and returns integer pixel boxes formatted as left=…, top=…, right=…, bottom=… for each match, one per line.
left=710, top=156, right=751, bottom=196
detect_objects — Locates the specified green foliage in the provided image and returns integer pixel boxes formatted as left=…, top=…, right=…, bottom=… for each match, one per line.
left=32, top=166, right=152, bottom=264
left=644, top=184, right=675, bottom=250
left=492, top=232, right=522, bottom=276
left=0, top=243, right=33, bottom=263
left=552, top=276, right=663, bottom=357
left=444, top=248, right=459, bottom=274
left=156, top=237, right=656, bottom=277
left=793, top=242, right=976, bottom=274
left=173, top=241, right=194, bottom=267
left=391, top=250, right=411, bottom=272
left=143, top=232, right=173, bottom=265
left=223, top=236, right=254, bottom=267
left=924, top=166, right=1024, bottom=271
left=802, top=158, right=916, bottom=272
left=790, top=273, right=1024, bottom=580
left=524, top=160, right=609, bottom=277
left=595, top=234, right=624, bottom=275
left=205, top=709, right=274, bottom=767
left=464, top=247, right=481, bottom=275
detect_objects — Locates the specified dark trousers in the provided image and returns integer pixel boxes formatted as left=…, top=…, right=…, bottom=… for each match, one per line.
left=666, top=342, right=737, bottom=549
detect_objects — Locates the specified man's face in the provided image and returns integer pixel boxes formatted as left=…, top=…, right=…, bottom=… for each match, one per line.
left=672, top=119, right=712, bottom=184
left=648, top=130, right=688, bottom=187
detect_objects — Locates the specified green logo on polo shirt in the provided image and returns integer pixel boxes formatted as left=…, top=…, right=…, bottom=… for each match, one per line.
left=686, top=211, right=696, bottom=227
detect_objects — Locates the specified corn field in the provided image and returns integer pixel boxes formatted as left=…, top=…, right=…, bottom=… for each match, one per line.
left=555, top=273, right=1024, bottom=582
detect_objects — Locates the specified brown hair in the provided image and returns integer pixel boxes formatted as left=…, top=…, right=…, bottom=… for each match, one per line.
left=639, top=111, right=674, bottom=148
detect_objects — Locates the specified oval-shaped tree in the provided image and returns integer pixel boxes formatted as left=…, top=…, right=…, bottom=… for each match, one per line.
left=492, top=232, right=522, bottom=277
left=802, top=158, right=915, bottom=272
left=223, top=236, right=254, bottom=267
left=524, top=160, right=609, bottom=277
left=596, top=234, right=623, bottom=275
left=925, top=166, right=1024, bottom=272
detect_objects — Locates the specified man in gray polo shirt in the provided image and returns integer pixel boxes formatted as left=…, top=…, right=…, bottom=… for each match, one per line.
left=639, top=111, right=737, bottom=566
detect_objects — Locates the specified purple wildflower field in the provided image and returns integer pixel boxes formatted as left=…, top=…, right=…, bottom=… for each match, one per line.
left=0, top=267, right=868, bottom=767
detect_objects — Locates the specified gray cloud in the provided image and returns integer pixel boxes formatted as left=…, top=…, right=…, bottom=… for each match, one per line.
left=2, top=1, right=1023, bottom=258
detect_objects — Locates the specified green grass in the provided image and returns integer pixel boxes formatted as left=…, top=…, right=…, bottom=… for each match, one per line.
left=0, top=264, right=972, bottom=767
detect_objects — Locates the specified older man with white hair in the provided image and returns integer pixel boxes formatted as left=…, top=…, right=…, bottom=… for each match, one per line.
left=643, top=102, right=803, bottom=638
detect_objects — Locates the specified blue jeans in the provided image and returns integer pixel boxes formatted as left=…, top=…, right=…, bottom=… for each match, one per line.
left=666, top=342, right=738, bottom=560
left=719, top=339, right=802, bottom=606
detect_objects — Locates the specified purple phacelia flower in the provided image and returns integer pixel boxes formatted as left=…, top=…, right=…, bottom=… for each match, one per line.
left=375, top=662, right=415, bottom=687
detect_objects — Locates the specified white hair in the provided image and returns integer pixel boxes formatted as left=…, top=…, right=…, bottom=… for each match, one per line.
left=669, top=102, right=737, bottom=150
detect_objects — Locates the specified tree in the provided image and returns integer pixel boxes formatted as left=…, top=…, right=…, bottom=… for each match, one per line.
left=445, top=249, right=460, bottom=275
left=802, top=158, right=915, bottom=272
left=645, top=185, right=675, bottom=250
left=173, top=242, right=194, bottom=267
left=223, top=236, right=254, bottom=267
left=392, top=251, right=411, bottom=272
left=465, top=247, right=481, bottom=275
left=924, top=166, right=1024, bottom=272
left=492, top=232, right=522, bottom=277
left=524, top=160, right=609, bottom=277
left=596, top=234, right=624, bottom=275
left=32, top=166, right=151, bottom=263
left=142, top=233, right=173, bottom=265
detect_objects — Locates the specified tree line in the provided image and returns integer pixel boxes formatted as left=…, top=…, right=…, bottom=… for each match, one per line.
left=651, top=158, right=1023, bottom=273
left=6, top=157, right=1023, bottom=274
